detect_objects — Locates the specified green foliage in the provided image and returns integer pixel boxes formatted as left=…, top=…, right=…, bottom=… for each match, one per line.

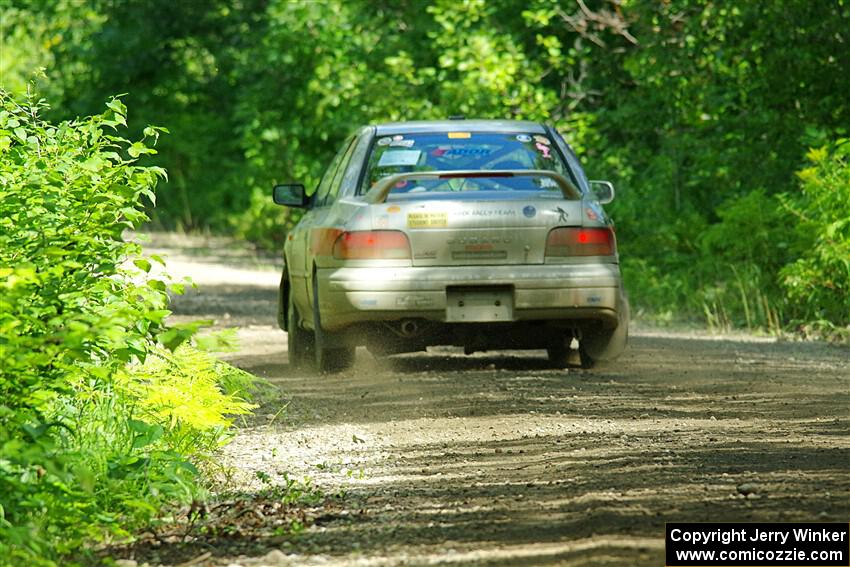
left=780, top=142, right=850, bottom=333
left=0, top=88, right=258, bottom=564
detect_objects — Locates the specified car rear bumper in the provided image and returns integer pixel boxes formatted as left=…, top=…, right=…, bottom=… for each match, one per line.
left=316, top=263, right=625, bottom=331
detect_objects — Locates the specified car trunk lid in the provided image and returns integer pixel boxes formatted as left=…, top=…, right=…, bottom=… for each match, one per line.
left=368, top=195, right=583, bottom=266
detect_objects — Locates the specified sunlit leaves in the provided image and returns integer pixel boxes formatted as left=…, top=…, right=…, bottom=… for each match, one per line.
left=0, top=87, right=183, bottom=562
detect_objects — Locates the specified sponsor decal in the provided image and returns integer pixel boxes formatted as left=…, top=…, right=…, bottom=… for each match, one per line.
left=516, top=134, right=532, bottom=143
left=386, top=205, right=401, bottom=213
left=535, top=141, right=551, bottom=158
left=445, top=147, right=491, bottom=156
left=533, top=135, right=551, bottom=145
left=447, top=132, right=471, bottom=139
left=523, top=205, right=537, bottom=218
left=454, top=209, right=517, bottom=217
left=553, top=206, right=569, bottom=222
left=378, top=150, right=422, bottom=167
left=407, top=212, right=448, bottom=228
left=389, top=139, right=415, bottom=147
left=377, top=136, right=392, bottom=146
left=392, top=134, right=404, bottom=141
left=447, top=236, right=512, bottom=245
left=396, top=295, right=435, bottom=307
left=452, top=250, right=508, bottom=260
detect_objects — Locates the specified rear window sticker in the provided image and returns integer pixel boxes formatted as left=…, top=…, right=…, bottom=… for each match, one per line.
left=448, top=132, right=472, bottom=139
left=389, top=139, right=415, bottom=147
left=377, top=136, right=392, bottom=146
left=445, top=147, right=491, bottom=156
left=586, top=203, right=605, bottom=220
left=516, top=134, right=532, bottom=143
left=407, top=211, right=448, bottom=228
left=535, top=142, right=551, bottom=158
left=431, top=147, right=448, bottom=157
left=540, top=177, right=558, bottom=188
left=392, top=134, right=404, bottom=141
left=378, top=150, right=422, bottom=167
left=533, top=135, right=551, bottom=145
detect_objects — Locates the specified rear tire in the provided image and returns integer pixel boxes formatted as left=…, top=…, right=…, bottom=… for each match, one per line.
left=287, top=289, right=314, bottom=369
left=312, top=279, right=355, bottom=374
left=581, top=293, right=630, bottom=364
left=578, top=344, right=596, bottom=369
left=546, top=334, right=571, bottom=369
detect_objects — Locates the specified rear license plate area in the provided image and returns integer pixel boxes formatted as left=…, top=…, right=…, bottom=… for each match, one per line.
left=446, top=286, right=514, bottom=322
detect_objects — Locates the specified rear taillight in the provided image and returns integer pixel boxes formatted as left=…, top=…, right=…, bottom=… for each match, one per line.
left=333, top=230, right=411, bottom=260
left=545, top=227, right=616, bottom=257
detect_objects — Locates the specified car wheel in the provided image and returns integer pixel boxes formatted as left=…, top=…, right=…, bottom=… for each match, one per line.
left=312, top=279, right=355, bottom=374
left=287, top=288, right=314, bottom=369
left=546, top=333, right=571, bottom=369
left=581, top=293, right=630, bottom=364
left=578, top=344, right=596, bottom=369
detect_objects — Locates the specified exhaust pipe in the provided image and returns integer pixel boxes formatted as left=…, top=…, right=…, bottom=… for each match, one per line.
left=399, top=319, right=419, bottom=338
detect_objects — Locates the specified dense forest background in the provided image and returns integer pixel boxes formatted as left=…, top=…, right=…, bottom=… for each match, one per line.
left=3, top=0, right=849, bottom=333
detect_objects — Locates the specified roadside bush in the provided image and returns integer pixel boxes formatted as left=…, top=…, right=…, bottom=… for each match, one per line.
left=0, top=89, right=257, bottom=564
left=627, top=141, right=850, bottom=337
left=695, top=189, right=792, bottom=331
left=780, top=141, right=850, bottom=334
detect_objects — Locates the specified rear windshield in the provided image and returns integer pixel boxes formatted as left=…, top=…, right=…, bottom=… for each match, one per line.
left=358, top=132, right=575, bottom=196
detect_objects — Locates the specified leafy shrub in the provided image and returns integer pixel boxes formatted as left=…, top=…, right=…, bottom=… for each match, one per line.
left=695, top=189, right=792, bottom=331
left=781, top=141, right=850, bottom=333
left=0, top=89, right=258, bottom=564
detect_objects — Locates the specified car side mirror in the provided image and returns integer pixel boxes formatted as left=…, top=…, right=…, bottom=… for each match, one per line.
left=589, top=180, right=615, bottom=204
left=272, top=183, right=309, bottom=207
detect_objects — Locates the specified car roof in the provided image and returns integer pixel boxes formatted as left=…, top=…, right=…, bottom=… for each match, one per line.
left=374, top=119, right=547, bottom=136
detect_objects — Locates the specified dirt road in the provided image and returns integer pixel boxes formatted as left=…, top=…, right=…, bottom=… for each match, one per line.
left=141, top=234, right=850, bottom=566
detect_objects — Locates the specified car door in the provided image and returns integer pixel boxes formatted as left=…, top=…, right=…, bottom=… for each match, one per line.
left=287, top=137, right=355, bottom=322
left=302, top=136, right=364, bottom=327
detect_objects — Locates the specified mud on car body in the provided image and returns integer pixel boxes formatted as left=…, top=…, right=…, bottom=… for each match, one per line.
left=273, top=120, right=629, bottom=373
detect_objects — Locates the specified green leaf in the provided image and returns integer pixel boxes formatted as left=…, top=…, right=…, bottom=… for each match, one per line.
left=133, top=258, right=152, bottom=272
left=144, top=309, right=171, bottom=323
left=80, top=156, right=105, bottom=172
left=106, top=98, right=127, bottom=117
left=128, top=142, right=156, bottom=158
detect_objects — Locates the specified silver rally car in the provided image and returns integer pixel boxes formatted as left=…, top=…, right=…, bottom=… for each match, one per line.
left=273, top=120, right=629, bottom=372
